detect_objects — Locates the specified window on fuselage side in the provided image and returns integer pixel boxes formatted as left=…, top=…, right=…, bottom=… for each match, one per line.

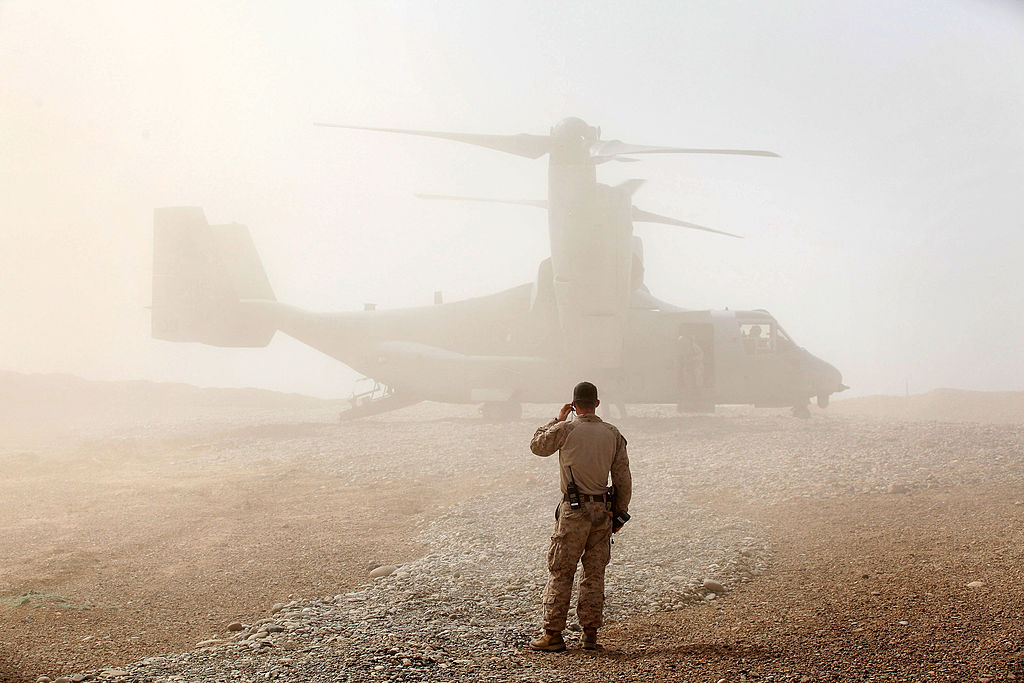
left=774, top=325, right=797, bottom=352
left=739, top=322, right=774, bottom=354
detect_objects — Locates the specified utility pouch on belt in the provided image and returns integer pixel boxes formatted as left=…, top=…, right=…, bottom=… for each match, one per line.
left=566, top=466, right=581, bottom=510
left=608, top=484, right=630, bottom=530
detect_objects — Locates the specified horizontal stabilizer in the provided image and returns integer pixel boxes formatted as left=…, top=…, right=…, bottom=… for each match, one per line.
left=152, top=207, right=277, bottom=347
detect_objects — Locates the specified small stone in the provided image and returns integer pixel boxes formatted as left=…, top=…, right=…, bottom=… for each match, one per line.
left=966, top=581, right=985, bottom=589
left=226, top=622, right=244, bottom=632
left=36, top=677, right=52, bottom=683
left=53, top=679, right=71, bottom=683
left=370, top=565, right=398, bottom=578
left=898, top=620, right=909, bottom=625
left=196, top=638, right=227, bottom=647
left=266, top=624, right=285, bottom=633
left=702, top=579, right=726, bottom=594
left=270, top=603, right=287, bottom=614
left=100, top=671, right=128, bottom=679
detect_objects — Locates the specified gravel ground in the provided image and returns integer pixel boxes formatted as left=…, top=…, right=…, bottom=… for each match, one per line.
left=3, top=394, right=1024, bottom=682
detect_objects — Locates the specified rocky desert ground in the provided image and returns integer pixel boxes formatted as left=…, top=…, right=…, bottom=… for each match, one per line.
left=2, top=372, right=1023, bottom=682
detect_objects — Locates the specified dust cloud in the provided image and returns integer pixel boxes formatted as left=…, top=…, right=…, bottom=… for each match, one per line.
left=1, top=1, right=1022, bottom=397
left=2, top=2, right=1024, bottom=681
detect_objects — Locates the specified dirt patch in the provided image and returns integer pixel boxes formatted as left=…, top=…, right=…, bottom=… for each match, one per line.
left=0, top=419, right=479, bottom=681
left=558, top=485, right=1024, bottom=681
left=2, top=376, right=1022, bottom=682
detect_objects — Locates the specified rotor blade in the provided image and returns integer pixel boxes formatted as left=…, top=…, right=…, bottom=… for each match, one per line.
left=315, top=123, right=551, bottom=159
left=592, top=139, right=780, bottom=159
left=615, top=179, right=646, bottom=197
left=631, top=206, right=742, bottom=238
left=415, top=194, right=548, bottom=209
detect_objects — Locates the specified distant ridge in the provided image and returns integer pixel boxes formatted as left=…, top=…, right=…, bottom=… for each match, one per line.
left=0, top=370, right=333, bottom=411
left=831, top=388, right=1024, bottom=424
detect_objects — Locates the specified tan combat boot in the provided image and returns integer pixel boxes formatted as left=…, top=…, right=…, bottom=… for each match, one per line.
left=530, top=630, right=566, bottom=652
left=582, top=627, right=599, bottom=650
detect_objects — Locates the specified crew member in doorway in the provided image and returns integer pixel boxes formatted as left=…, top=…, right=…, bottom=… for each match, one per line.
left=680, top=334, right=705, bottom=391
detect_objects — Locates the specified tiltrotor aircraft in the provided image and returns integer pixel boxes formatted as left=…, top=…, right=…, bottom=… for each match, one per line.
left=152, top=117, right=846, bottom=419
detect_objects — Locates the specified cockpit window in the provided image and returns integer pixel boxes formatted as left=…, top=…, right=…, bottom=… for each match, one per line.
left=775, top=326, right=796, bottom=351
left=739, top=321, right=797, bottom=354
left=740, top=323, right=773, bottom=354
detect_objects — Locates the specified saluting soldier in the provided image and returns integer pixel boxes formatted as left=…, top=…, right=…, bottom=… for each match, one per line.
left=528, top=381, right=632, bottom=652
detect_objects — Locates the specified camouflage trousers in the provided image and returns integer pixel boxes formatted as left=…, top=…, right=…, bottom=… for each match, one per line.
left=541, top=500, right=613, bottom=631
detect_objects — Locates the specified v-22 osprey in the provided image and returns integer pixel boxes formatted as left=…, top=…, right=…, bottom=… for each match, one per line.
left=151, top=117, right=846, bottom=419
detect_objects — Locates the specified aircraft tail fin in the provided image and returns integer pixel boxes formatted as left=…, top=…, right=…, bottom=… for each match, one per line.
left=152, top=207, right=277, bottom=347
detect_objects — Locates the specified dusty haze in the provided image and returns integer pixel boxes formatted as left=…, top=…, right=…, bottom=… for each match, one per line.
left=2, top=377, right=1024, bottom=681
left=1, top=1, right=1022, bottom=397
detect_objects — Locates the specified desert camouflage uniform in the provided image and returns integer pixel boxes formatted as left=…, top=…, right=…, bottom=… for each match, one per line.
left=531, top=414, right=631, bottom=631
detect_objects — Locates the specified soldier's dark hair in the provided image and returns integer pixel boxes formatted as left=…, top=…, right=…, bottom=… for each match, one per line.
left=572, top=381, right=598, bottom=409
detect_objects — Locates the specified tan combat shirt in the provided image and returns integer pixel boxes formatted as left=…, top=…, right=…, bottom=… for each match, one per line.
left=530, top=414, right=632, bottom=514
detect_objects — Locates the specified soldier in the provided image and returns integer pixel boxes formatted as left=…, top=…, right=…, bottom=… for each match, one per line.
left=528, top=381, right=632, bottom=652
left=679, top=333, right=705, bottom=391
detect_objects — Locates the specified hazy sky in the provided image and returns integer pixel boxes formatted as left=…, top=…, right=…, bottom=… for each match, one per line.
left=2, top=0, right=1022, bottom=398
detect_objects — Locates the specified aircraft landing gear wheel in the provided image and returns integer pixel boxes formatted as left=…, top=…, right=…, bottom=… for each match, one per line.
left=792, top=402, right=811, bottom=419
left=817, top=393, right=830, bottom=408
left=480, top=401, right=522, bottom=422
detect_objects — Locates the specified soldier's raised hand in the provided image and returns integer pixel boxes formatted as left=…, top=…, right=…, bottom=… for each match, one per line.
left=557, top=403, right=573, bottom=421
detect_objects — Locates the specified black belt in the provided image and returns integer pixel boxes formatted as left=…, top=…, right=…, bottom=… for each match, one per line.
left=563, top=493, right=607, bottom=503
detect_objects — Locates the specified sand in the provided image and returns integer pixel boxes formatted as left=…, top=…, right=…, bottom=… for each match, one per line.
left=1, top=374, right=1022, bottom=682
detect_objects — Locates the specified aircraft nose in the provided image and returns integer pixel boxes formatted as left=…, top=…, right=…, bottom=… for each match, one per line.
left=803, top=351, right=846, bottom=394
left=829, top=365, right=847, bottom=393
left=802, top=352, right=846, bottom=407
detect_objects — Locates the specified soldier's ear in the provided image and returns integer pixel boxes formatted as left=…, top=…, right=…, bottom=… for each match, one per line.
left=595, top=399, right=601, bottom=407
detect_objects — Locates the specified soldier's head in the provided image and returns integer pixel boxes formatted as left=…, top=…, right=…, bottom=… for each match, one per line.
left=572, top=381, right=600, bottom=414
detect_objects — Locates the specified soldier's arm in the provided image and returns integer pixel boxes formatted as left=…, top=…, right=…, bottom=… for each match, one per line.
left=530, top=420, right=568, bottom=456
left=610, top=434, right=632, bottom=514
